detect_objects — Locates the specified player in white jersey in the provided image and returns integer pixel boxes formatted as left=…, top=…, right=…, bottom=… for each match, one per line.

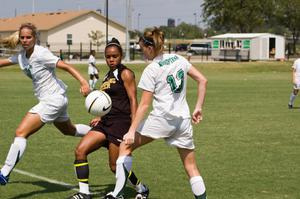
left=105, top=28, right=208, bottom=199
left=0, top=23, right=91, bottom=185
left=288, top=58, right=300, bottom=108
left=88, top=50, right=99, bottom=90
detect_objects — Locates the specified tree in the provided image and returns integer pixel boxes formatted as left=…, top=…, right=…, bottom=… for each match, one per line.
left=154, top=23, right=204, bottom=39
left=275, top=0, right=300, bottom=54
left=201, top=0, right=273, bottom=33
left=88, top=30, right=105, bottom=52
left=129, top=30, right=142, bottom=40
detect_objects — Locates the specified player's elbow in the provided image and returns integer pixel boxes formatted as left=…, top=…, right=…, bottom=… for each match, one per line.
left=201, top=77, right=208, bottom=86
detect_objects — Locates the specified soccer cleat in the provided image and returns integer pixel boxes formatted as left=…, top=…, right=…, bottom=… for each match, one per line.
left=103, top=192, right=124, bottom=199
left=135, top=184, right=149, bottom=199
left=195, top=191, right=207, bottom=199
left=69, top=192, right=92, bottom=199
left=288, top=104, right=293, bottom=109
left=0, top=172, right=9, bottom=185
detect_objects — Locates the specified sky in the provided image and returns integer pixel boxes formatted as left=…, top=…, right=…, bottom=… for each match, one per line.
left=0, top=0, right=205, bottom=30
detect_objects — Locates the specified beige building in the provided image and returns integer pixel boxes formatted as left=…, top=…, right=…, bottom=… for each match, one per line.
left=0, top=10, right=126, bottom=53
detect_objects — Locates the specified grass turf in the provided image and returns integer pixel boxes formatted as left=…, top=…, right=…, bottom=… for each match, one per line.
left=0, top=61, right=299, bottom=198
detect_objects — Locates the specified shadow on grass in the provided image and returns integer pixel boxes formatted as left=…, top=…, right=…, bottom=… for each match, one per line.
left=8, top=180, right=140, bottom=199
left=290, top=106, right=300, bottom=109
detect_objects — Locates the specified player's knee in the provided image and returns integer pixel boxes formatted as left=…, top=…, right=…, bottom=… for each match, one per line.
left=75, top=145, right=88, bottom=159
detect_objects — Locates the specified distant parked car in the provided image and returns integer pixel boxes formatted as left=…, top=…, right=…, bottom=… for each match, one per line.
left=188, top=43, right=211, bottom=55
left=174, top=43, right=188, bottom=52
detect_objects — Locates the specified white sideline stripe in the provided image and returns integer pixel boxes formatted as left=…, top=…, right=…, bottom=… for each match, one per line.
left=0, top=165, right=101, bottom=195
left=13, top=168, right=79, bottom=191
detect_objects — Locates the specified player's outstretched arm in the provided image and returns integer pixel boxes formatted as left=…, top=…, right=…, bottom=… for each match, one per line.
left=123, top=90, right=152, bottom=145
left=56, top=60, right=90, bottom=96
left=0, top=59, right=14, bottom=68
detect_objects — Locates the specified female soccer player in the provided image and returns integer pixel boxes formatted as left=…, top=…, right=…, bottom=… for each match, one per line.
left=288, top=58, right=300, bottom=109
left=69, top=38, right=149, bottom=199
left=105, top=28, right=208, bottom=199
left=88, top=50, right=99, bottom=90
left=0, top=23, right=91, bottom=185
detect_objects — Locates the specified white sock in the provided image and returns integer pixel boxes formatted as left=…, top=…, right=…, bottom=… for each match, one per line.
left=289, top=93, right=297, bottom=105
left=112, top=156, right=132, bottom=197
left=1, top=137, right=27, bottom=176
left=75, top=124, right=91, bottom=137
left=190, top=176, right=206, bottom=196
left=79, top=182, right=90, bottom=195
left=92, top=79, right=98, bottom=89
left=89, top=80, right=93, bottom=89
left=126, top=174, right=145, bottom=192
left=135, top=182, right=147, bottom=193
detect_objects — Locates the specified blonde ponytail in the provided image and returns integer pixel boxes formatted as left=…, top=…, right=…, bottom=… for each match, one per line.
left=0, top=31, right=19, bottom=49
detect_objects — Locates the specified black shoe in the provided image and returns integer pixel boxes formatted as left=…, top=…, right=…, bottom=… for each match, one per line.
left=104, top=192, right=124, bottom=199
left=0, top=172, right=9, bottom=185
left=288, top=104, right=293, bottom=109
left=69, top=192, right=92, bottom=199
left=195, top=191, right=207, bottom=199
left=135, top=184, right=149, bottom=199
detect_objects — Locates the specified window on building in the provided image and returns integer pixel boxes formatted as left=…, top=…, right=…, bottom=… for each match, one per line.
left=219, top=39, right=243, bottom=49
left=220, top=40, right=225, bottom=49
left=67, top=34, right=72, bottom=45
left=236, top=40, right=242, bottom=48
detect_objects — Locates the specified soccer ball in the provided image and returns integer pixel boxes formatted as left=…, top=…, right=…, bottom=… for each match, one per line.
left=85, top=90, right=112, bottom=116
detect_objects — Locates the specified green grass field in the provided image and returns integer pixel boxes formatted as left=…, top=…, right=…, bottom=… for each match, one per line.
left=0, top=61, right=299, bottom=199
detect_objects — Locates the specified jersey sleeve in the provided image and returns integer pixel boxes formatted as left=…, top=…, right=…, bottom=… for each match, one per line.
left=8, top=54, right=19, bottom=64
left=89, top=56, right=95, bottom=64
left=138, top=63, right=158, bottom=92
left=40, top=48, right=60, bottom=68
left=178, top=54, right=192, bottom=72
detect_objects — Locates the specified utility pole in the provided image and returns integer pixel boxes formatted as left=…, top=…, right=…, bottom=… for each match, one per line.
left=32, top=0, right=35, bottom=13
left=125, top=0, right=131, bottom=62
left=105, top=0, right=108, bottom=44
left=138, top=13, right=141, bottom=31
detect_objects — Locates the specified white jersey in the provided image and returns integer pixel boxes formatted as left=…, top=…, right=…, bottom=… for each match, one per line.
left=88, top=55, right=96, bottom=67
left=9, top=45, right=67, bottom=100
left=88, top=55, right=98, bottom=75
left=138, top=53, right=192, bottom=119
left=292, top=58, right=300, bottom=83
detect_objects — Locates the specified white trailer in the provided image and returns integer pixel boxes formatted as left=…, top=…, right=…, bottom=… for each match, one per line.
left=210, top=33, right=285, bottom=61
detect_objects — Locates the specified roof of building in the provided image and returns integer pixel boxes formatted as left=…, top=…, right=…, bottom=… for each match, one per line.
left=0, top=10, right=125, bottom=32
left=210, top=33, right=283, bottom=39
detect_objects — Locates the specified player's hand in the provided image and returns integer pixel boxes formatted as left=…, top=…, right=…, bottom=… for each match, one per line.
left=89, top=117, right=101, bottom=127
left=80, top=83, right=90, bottom=96
left=123, top=131, right=135, bottom=145
left=192, top=108, right=203, bottom=124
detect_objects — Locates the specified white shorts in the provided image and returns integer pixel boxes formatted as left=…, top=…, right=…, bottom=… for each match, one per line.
left=88, top=66, right=98, bottom=75
left=29, top=94, right=69, bottom=123
left=137, top=115, right=195, bottom=149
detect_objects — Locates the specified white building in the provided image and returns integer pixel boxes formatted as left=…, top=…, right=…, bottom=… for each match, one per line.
left=210, top=33, right=285, bottom=61
left=0, top=10, right=126, bottom=53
